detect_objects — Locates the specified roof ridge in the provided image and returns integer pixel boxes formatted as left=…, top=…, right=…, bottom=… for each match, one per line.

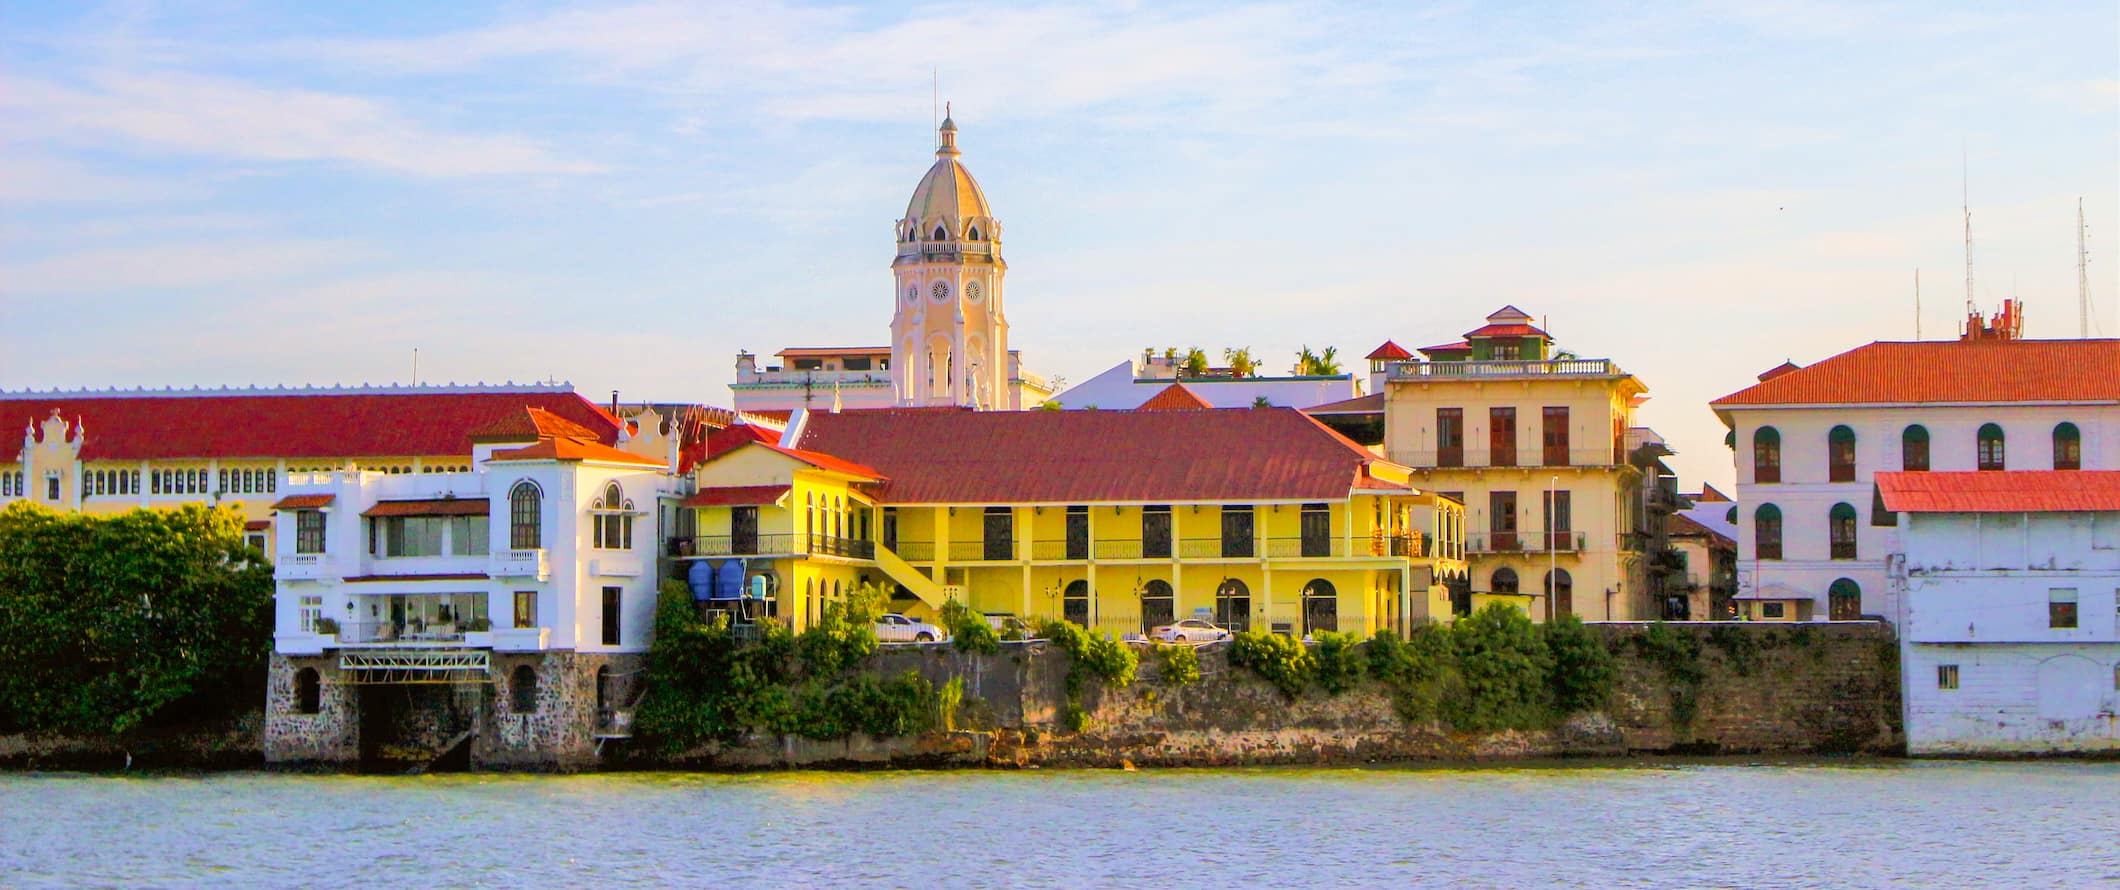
left=0, top=382, right=576, bottom=399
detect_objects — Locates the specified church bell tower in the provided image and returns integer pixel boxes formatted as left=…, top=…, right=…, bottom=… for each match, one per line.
left=889, top=108, right=1009, bottom=408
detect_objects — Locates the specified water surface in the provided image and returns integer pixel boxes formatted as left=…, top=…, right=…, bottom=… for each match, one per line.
left=3, top=760, right=2115, bottom=888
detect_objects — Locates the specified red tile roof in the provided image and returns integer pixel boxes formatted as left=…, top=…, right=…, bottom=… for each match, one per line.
left=489, top=438, right=665, bottom=466
left=706, top=423, right=776, bottom=456
left=747, top=442, right=886, bottom=480
left=790, top=407, right=1403, bottom=504
left=271, top=494, right=336, bottom=510
left=1418, top=341, right=1471, bottom=355
left=1303, top=393, right=1384, bottom=416
left=243, top=520, right=271, bottom=531
left=1463, top=323, right=1550, bottom=340
left=1136, top=383, right=1214, bottom=411
left=1365, top=340, right=1413, bottom=361
left=361, top=498, right=491, bottom=517
left=1876, top=470, right=2120, bottom=513
left=468, top=406, right=606, bottom=443
left=1713, top=340, right=2120, bottom=407
left=3, top=389, right=622, bottom=461
left=682, top=485, right=792, bottom=507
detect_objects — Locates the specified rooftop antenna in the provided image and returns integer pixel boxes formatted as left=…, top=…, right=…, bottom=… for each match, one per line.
left=1914, top=269, right=1921, bottom=339
left=1962, top=145, right=1975, bottom=317
left=412, top=347, right=419, bottom=386
left=932, top=69, right=939, bottom=149
left=2080, top=197, right=2092, bottom=338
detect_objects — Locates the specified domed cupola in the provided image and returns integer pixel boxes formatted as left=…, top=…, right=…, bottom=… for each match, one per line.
left=899, top=106, right=1000, bottom=256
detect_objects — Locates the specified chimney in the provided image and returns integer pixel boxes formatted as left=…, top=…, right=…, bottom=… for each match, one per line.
left=610, top=390, right=620, bottom=415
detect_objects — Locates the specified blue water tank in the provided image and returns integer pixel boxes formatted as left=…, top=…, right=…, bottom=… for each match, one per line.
left=715, top=559, right=747, bottom=601
left=686, top=560, right=715, bottom=601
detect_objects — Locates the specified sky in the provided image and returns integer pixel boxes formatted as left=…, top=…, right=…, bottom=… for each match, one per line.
left=2, top=1, right=2115, bottom=490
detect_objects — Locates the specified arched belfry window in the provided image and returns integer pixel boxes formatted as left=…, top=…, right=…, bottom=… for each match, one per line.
left=932, top=225, right=947, bottom=241
left=1977, top=423, right=2006, bottom=471
left=509, top=481, right=542, bottom=550
left=1753, top=427, right=1781, bottom=483
left=2053, top=422, right=2081, bottom=470
left=968, top=225, right=982, bottom=241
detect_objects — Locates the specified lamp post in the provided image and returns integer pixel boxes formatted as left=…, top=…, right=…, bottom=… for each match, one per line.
left=1548, top=474, right=1559, bottom=623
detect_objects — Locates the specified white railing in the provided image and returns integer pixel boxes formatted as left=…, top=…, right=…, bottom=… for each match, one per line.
left=1386, top=358, right=1617, bottom=379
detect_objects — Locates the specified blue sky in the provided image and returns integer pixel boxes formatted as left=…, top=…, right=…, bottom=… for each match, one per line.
left=2, top=1, right=2115, bottom=488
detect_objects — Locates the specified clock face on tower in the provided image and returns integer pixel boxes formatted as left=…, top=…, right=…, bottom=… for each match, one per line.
left=965, top=281, right=983, bottom=303
left=904, top=284, right=919, bottom=307
left=931, top=281, right=951, bottom=303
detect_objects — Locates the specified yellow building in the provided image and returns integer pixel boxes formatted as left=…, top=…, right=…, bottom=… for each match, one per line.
left=1312, top=306, right=1656, bottom=621
left=677, top=402, right=1466, bottom=638
left=1, top=385, right=628, bottom=554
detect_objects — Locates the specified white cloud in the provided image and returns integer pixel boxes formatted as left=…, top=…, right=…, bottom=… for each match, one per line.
left=0, top=152, right=208, bottom=203
left=2, top=71, right=600, bottom=177
left=2, top=238, right=369, bottom=294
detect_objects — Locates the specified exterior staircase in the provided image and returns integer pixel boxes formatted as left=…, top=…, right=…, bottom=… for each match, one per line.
left=870, top=544, right=949, bottom=608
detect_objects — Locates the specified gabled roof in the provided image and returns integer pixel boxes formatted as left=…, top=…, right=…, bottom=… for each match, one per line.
left=1713, top=340, right=2120, bottom=408
left=1463, top=323, right=1550, bottom=340
left=1136, top=383, right=1214, bottom=411
left=489, top=437, right=665, bottom=466
left=791, top=407, right=1406, bottom=504
left=1876, top=470, right=2120, bottom=513
left=3, top=388, right=621, bottom=461
left=469, top=406, right=606, bottom=443
left=1365, top=341, right=1413, bottom=361
left=715, top=440, right=886, bottom=481
left=683, top=485, right=792, bottom=508
left=1303, top=393, right=1384, bottom=416
left=1418, top=341, right=1471, bottom=355
left=1694, top=483, right=1732, bottom=503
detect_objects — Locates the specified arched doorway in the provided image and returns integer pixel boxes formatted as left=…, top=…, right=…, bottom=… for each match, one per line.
left=1215, top=578, right=1251, bottom=632
left=1491, top=567, right=1519, bottom=595
left=1301, top=578, right=1338, bottom=636
left=1141, top=580, right=1175, bottom=633
left=1063, top=580, right=1090, bottom=627
left=1828, top=578, right=1862, bottom=621
left=1545, top=568, right=1573, bottom=619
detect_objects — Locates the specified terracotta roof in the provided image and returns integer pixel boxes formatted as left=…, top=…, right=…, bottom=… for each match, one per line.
left=1137, top=383, right=1214, bottom=411
left=746, top=442, right=886, bottom=480
left=682, top=485, right=792, bottom=508
left=1418, top=341, right=1471, bottom=355
left=468, top=406, right=606, bottom=443
left=1365, top=341, right=1413, bottom=361
left=1876, top=471, right=2120, bottom=513
left=1694, top=483, right=1732, bottom=503
left=1303, top=393, right=1384, bottom=416
left=271, top=494, right=335, bottom=510
left=243, top=520, right=271, bottom=531
left=1712, top=340, right=2120, bottom=408
left=361, top=498, right=491, bottom=517
left=1463, top=323, right=1550, bottom=340
left=706, top=423, right=775, bottom=455
left=1756, top=361, right=1802, bottom=382
left=3, top=389, right=622, bottom=461
left=790, top=407, right=1404, bottom=504
left=489, top=438, right=665, bottom=466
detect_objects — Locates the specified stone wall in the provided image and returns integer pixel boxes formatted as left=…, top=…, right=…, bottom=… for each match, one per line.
left=262, top=653, right=360, bottom=766
left=642, top=621, right=1903, bottom=770
left=478, top=652, right=644, bottom=770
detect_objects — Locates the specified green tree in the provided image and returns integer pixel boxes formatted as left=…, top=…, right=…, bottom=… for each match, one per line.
left=0, top=502, right=273, bottom=735
left=1541, top=613, right=1614, bottom=714
left=1293, top=345, right=1345, bottom=377
left=1223, top=346, right=1257, bottom=377
left=1181, top=347, right=1209, bottom=378
left=1443, top=602, right=1554, bottom=732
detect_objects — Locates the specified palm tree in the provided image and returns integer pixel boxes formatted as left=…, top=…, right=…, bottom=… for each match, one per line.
left=1224, top=346, right=1257, bottom=378
left=1181, top=347, right=1209, bottom=378
left=1293, top=345, right=1344, bottom=376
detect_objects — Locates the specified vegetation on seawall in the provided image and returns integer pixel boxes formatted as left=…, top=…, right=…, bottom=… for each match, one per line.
left=0, top=502, right=272, bottom=744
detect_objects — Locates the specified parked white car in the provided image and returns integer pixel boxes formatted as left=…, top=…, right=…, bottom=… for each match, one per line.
left=874, top=613, right=947, bottom=643
left=1150, top=618, right=1232, bottom=644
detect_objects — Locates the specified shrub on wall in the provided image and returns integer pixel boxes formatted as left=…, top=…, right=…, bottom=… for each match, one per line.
left=1033, top=618, right=1137, bottom=731
left=940, top=599, right=1000, bottom=655
left=0, top=503, right=272, bottom=736
left=1542, top=613, right=1614, bottom=714
left=1632, top=621, right=1705, bottom=730
left=1442, top=602, right=1554, bottom=732
left=1228, top=629, right=1314, bottom=698
left=1311, top=631, right=1367, bottom=695
left=1153, top=644, right=1201, bottom=686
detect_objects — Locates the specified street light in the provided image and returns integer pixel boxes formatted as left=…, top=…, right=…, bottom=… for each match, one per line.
left=1549, top=474, right=1559, bottom=623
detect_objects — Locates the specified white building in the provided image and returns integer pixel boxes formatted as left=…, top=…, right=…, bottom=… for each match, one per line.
left=731, top=111, right=1053, bottom=414
left=1054, top=352, right=1358, bottom=411
left=1711, top=330, right=2120, bottom=622
left=1881, top=470, right=2120, bottom=755
left=266, top=406, right=682, bottom=768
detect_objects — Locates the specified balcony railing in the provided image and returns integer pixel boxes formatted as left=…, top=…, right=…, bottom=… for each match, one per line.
left=1179, top=538, right=1257, bottom=559
left=890, top=540, right=935, bottom=561
left=278, top=552, right=326, bottom=579
left=948, top=541, right=1015, bottom=562
left=1095, top=539, right=1149, bottom=560
left=489, top=548, right=547, bottom=578
left=1264, top=537, right=1343, bottom=558
left=664, top=534, right=872, bottom=559
left=1467, top=531, right=1584, bottom=553
left=1386, top=358, right=1618, bottom=380
left=337, top=620, right=468, bottom=644
left=1031, top=540, right=1090, bottom=561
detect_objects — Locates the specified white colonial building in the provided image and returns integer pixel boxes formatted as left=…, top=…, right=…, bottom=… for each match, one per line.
left=266, top=405, right=683, bottom=769
left=1880, top=470, right=2120, bottom=755
left=1711, top=325, right=2119, bottom=622
left=731, top=111, right=1053, bottom=413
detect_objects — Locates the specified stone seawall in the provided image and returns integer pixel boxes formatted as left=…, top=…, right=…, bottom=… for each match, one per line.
left=637, top=621, right=1904, bottom=770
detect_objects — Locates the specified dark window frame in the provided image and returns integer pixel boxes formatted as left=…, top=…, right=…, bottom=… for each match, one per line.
left=1828, top=425, right=1857, bottom=483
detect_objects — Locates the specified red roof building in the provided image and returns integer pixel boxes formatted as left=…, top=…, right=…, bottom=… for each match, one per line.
left=1365, top=341, right=1413, bottom=361
left=1712, top=340, right=2120, bottom=407
left=1876, top=470, right=2120, bottom=513
left=1136, top=383, right=1214, bottom=411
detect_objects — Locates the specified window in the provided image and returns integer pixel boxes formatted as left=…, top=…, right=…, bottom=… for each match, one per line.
left=843, top=357, right=872, bottom=371
left=246, top=533, right=267, bottom=554
left=293, top=668, right=321, bottom=715
left=1142, top=505, right=1172, bottom=559
left=47, top=474, right=60, bottom=500
left=1489, top=491, right=1518, bottom=549
left=983, top=506, right=1013, bottom=561
left=378, top=516, right=446, bottom=557
left=1221, top=505, right=1255, bottom=558
left=1542, top=489, right=1572, bottom=550
left=1064, top=506, right=1088, bottom=561
left=295, top=510, right=326, bottom=554
left=1760, top=602, right=1786, bottom=619
left=1140, top=580, right=1175, bottom=634
left=299, top=595, right=323, bottom=633
left=1752, top=427, right=1781, bottom=483
left=1490, top=567, right=1519, bottom=595
left=1828, top=578, right=1861, bottom=621
left=509, top=481, right=542, bottom=549
left=1828, top=425, right=1856, bottom=482
left=1063, top=580, right=1090, bottom=627
left=1899, top=425, right=1933, bottom=472
left=1299, top=503, right=1330, bottom=558
left=1489, top=407, right=1517, bottom=466
left=1755, top=504, right=1782, bottom=560
left=511, top=665, right=539, bottom=713
left=594, top=482, right=634, bottom=550
left=602, top=586, right=623, bottom=646
left=514, top=591, right=538, bottom=628
left=1829, top=503, right=1858, bottom=560
left=2049, top=588, right=2078, bottom=629
left=1937, top=664, right=1959, bottom=690
left=2053, top=422, right=2081, bottom=470
left=448, top=516, right=489, bottom=555
left=1977, top=423, right=2005, bottom=471
left=1542, top=407, right=1570, bottom=466
left=1436, top=408, right=1464, bottom=467
left=1300, top=578, right=1338, bottom=635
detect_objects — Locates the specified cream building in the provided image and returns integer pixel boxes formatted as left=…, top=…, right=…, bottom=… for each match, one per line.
left=732, top=111, right=1053, bottom=413
left=1314, top=307, right=1657, bottom=621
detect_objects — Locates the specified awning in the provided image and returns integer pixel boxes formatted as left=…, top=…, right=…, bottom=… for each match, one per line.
left=362, top=498, right=491, bottom=517
left=272, top=494, right=335, bottom=510
left=243, top=520, right=271, bottom=531
left=683, top=485, right=790, bottom=508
